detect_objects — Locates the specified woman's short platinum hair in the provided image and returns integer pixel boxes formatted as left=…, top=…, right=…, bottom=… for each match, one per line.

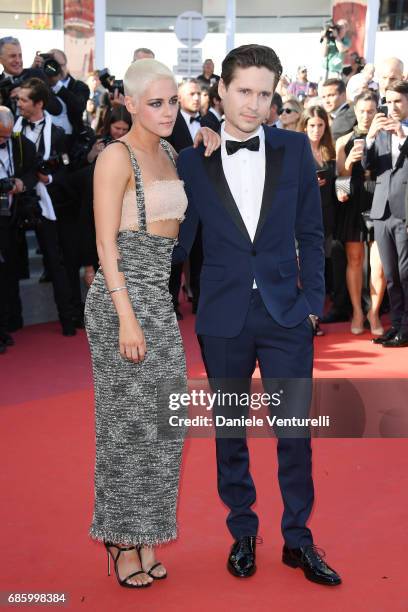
left=124, top=58, right=176, bottom=99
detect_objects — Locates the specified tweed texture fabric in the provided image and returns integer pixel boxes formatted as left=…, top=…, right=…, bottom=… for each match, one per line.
left=85, top=139, right=187, bottom=545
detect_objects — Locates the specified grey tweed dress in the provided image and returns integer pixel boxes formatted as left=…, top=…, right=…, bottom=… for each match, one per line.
left=84, top=140, right=187, bottom=546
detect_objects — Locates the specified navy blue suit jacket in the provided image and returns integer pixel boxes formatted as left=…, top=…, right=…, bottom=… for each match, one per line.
left=174, top=126, right=325, bottom=337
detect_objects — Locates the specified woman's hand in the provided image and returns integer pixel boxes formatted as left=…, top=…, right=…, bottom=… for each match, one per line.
left=119, top=317, right=147, bottom=363
left=336, top=189, right=349, bottom=203
left=345, top=147, right=363, bottom=167
left=87, top=139, right=106, bottom=164
left=193, top=127, right=221, bottom=157
left=83, top=266, right=95, bottom=287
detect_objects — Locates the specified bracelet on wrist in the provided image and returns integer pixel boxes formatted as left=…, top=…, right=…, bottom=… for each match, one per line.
left=109, top=286, right=127, bottom=294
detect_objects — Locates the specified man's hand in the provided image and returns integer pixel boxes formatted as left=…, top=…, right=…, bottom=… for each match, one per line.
left=10, top=178, right=24, bottom=194
left=32, top=53, right=44, bottom=69
left=37, top=172, right=50, bottom=184
left=384, top=116, right=405, bottom=139
left=193, top=127, right=221, bottom=157
left=367, top=112, right=393, bottom=139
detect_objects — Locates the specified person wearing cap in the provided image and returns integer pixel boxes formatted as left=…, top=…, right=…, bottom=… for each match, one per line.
left=287, top=66, right=317, bottom=101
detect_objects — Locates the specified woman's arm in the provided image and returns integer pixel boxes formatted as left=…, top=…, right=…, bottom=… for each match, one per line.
left=336, top=132, right=353, bottom=176
left=93, top=143, right=146, bottom=362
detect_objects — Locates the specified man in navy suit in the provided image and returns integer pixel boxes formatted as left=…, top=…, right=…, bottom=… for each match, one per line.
left=174, top=45, right=341, bottom=586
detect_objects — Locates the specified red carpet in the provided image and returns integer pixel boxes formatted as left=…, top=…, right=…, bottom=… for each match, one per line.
left=1, top=302, right=407, bottom=611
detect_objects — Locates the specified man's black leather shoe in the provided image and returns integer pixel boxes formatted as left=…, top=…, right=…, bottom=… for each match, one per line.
left=227, top=536, right=257, bottom=578
left=372, top=326, right=399, bottom=344
left=382, top=331, right=408, bottom=348
left=72, top=314, right=85, bottom=329
left=282, top=545, right=341, bottom=586
left=60, top=319, right=76, bottom=336
left=320, top=311, right=349, bottom=324
left=0, top=332, right=14, bottom=346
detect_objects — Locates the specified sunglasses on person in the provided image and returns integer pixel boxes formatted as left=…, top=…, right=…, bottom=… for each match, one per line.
left=278, top=108, right=298, bottom=115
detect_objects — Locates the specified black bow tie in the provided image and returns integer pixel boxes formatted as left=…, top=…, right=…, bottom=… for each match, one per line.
left=0, top=142, right=8, bottom=149
left=190, top=115, right=201, bottom=123
left=22, top=118, right=44, bottom=130
left=225, top=135, right=260, bottom=155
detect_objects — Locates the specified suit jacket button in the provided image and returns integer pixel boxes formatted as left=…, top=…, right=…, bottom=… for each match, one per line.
left=251, top=249, right=256, bottom=256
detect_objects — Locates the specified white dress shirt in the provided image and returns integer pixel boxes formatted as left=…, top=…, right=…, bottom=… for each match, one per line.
left=51, top=75, right=73, bottom=135
left=0, top=141, right=14, bottom=209
left=221, top=123, right=265, bottom=288
left=180, top=108, right=201, bottom=141
left=21, top=117, right=53, bottom=185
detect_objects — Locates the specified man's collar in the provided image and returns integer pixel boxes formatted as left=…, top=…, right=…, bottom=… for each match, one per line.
left=331, top=101, right=349, bottom=119
left=209, top=107, right=222, bottom=121
left=221, top=122, right=264, bottom=148
left=180, top=108, right=199, bottom=122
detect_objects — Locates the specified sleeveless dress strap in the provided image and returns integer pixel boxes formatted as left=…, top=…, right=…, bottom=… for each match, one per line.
left=160, top=139, right=176, bottom=167
left=108, top=140, right=147, bottom=231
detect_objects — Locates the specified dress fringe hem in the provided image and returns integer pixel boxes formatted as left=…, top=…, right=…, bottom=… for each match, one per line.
left=89, top=526, right=178, bottom=547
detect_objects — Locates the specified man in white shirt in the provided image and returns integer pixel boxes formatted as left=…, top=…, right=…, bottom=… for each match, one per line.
left=175, top=44, right=341, bottom=586
left=364, top=80, right=408, bottom=347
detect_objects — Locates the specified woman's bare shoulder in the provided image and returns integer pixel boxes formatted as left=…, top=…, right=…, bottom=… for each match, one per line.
left=96, top=140, right=131, bottom=171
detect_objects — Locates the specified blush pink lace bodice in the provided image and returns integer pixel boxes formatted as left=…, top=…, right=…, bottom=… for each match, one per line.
left=119, top=179, right=187, bottom=232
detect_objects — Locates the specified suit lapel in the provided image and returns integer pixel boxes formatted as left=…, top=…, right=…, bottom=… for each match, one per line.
left=203, top=148, right=251, bottom=243
left=254, top=138, right=284, bottom=243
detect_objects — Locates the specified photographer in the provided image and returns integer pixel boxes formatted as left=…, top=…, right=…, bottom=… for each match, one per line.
left=0, top=36, right=62, bottom=117
left=14, top=77, right=80, bottom=336
left=0, top=105, right=37, bottom=351
left=33, top=49, right=90, bottom=149
left=320, top=19, right=351, bottom=80
left=363, top=81, right=408, bottom=347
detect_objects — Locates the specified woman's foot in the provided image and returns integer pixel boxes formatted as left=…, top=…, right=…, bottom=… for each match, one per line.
left=138, top=546, right=167, bottom=579
left=351, top=311, right=365, bottom=335
left=366, top=310, right=384, bottom=336
left=106, top=543, right=153, bottom=587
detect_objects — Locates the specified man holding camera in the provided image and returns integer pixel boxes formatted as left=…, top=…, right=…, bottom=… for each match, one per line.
left=0, top=105, right=37, bottom=351
left=320, top=19, right=351, bottom=80
left=0, top=36, right=62, bottom=118
left=363, top=81, right=408, bottom=347
left=33, top=49, right=89, bottom=147
left=14, top=77, right=79, bottom=336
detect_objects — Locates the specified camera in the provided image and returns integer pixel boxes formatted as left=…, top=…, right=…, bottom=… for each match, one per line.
left=14, top=191, right=43, bottom=229
left=99, top=135, right=113, bottom=146
left=378, top=104, right=388, bottom=117
left=321, top=20, right=340, bottom=43
left=0, top=177, right=15, bottom=217
left=38, top=53, right=62, bottom=79
left=35, top=153, right=69, bottom=175
left=99, top=68, right=124, bottom=96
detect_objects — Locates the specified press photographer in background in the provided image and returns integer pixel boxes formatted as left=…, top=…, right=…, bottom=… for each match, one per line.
left=0, top=105, right=38, bottom=352
left=32, top=49, right=90, bottom=153
left=0, top=36, right=62, bottom=118
left=320, top=19, right=351, bottom=80
left=14, top=77, right=80, bottom=336
left=75, top=103, right=132, bottom=287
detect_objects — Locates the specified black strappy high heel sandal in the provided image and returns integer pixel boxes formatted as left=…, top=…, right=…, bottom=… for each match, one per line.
left=104, top=542, right=153, bottom=588
left=137, top=545, right=167, bottom=580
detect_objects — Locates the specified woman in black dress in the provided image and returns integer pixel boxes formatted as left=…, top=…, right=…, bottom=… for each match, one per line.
left=298, top=105, right=337, bottom=335
left=335, top=90, right=386, bottom=335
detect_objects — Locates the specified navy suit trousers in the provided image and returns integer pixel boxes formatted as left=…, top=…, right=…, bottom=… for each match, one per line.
left=198, top=290, right=315, bottom=548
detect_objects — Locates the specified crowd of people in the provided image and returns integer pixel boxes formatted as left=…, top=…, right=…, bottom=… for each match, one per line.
left=0, top=30, right=408, bottom=354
